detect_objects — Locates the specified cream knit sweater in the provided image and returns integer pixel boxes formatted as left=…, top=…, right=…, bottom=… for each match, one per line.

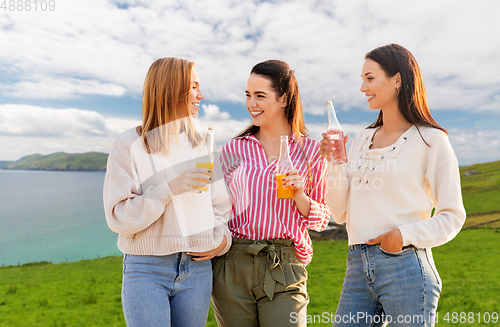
left=326, top=125, right=466, bottom=248
left=103, top=127, right=232, bottom=256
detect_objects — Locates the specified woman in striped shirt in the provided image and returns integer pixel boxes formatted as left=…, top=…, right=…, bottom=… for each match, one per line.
left=212, top=60, right=331, bottom=327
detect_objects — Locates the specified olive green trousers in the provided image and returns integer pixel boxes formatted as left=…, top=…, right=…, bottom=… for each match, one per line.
left=211, top=238, right=309, bottom=327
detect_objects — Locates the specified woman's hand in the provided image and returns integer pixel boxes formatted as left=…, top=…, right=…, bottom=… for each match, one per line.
left=282, top=169, right=311, bottom=217
left=168, top=168, right=211, bottom=195
left=365, top=228, right=403, bottom=253
left=188, top=236, right=228, bottom=261
left=319, top=132, right=348, bottom=162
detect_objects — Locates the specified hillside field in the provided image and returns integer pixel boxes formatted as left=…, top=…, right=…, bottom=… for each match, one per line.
left=0, top=161, right=498, bottom=326
left=0, top=229, right=498, bottom=327
left=460, top=160, right=500, bottom=214
left=5, top=152, right=108, bottom=171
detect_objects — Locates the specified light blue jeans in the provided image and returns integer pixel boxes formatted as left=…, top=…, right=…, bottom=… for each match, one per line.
left=333, top=244, right=441, bottom=327
left=121, top=253, right=212, bottom=327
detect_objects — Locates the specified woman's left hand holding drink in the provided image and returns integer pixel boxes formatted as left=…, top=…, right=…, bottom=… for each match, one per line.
left=275, top=134, right=298, bottom=199
left=280, top=169, right=305, bottom=200
left=167, top=167, right=212, bottom=195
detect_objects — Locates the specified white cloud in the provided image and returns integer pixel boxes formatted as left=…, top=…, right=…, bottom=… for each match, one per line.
left=105, top=117, right=142, bottom=137
left=197, top=105, right=250, bottom=146
left=0, top=104, right=141, bottom=160
left=201, top=104, right=230, bottom=120
left=5, top=77, right=127, bottom=99
left=0, top=0, right=498, bottom=114
left=0, top=0, right=499, bottom=164
left=0, top=104, right=140, bottom=138
left=449, top=128, right=500, bottom=166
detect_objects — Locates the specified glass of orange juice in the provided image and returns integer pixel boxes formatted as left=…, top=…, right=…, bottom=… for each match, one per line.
left=194, top=126, right=215, bottom=192
left=194, top=162, right=213, bottom=192
left=276, top=173, right=293, bottom=199
left=275, top=135, right=294, bottom=199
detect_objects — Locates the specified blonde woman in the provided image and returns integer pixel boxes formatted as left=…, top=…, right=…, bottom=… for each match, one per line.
left=103, top=57, right=231, bottom=327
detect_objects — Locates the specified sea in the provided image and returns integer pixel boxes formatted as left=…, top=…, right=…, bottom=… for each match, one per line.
left=0, top=169, right=120, bottom=267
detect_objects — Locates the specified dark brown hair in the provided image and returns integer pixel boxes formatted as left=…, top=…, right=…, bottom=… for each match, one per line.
left=366, top=44, right=447, bottom=139
left=236, top=60, right=308, bottom=139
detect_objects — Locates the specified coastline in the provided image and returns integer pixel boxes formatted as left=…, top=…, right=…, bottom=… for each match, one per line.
left=0, top=254, right=123, bottom=269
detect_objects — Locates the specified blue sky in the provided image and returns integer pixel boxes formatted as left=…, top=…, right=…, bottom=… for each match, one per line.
left=0, top=0, right=499, bottom=165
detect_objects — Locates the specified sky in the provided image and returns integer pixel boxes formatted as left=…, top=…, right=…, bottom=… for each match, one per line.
left=0, top=0, right=499, bottom=166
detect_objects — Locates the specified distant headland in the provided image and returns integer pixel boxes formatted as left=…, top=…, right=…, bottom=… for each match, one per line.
left=0, top=152, right=108, bottom=171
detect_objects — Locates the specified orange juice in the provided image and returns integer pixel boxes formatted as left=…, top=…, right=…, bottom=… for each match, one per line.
left=194, top=162, right=213, bottom=191
left=276, top=174, right=293, bottom=199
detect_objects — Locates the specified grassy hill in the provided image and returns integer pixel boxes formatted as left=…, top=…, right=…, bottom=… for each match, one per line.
left=5, top=152, right=108, bottom=171
left=0, top=161, right=15, bottom=169
left=0, top=229, right=498, bottom=327
left=460, top=160, right=500, bottom=228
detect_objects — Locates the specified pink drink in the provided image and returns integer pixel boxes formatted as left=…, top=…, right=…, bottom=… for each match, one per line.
left=327, top=129, right=348, bottom=164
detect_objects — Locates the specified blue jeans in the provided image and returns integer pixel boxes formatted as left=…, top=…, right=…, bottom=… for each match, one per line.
left=122, top=253, right=212, bottom=327
left=333, top=244, right=441, bottom=327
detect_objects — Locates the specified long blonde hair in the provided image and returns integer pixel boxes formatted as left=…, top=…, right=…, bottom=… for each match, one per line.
left=137, top=57, right=203, bottom=155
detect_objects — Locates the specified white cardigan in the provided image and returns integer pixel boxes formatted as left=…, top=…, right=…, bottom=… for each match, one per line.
left=103, top=127, right=232, bottom=256
left=325, top=125, right=466, bottom=248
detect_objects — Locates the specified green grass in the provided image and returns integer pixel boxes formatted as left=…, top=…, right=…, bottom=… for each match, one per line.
left=463, top=212, right=500, bottom=228
left=306, top=240, right=348, bottom=323
left=460, top=160, right=500, bottom=214
left=1, top=229, right=498, bottom=327
left=433, top=229, right=500, bottom=318
left=0, top=258, right=124, bottom=326
left=306, top=229, right=500, bottom=326
left=0, top=160, right=497, bottom=326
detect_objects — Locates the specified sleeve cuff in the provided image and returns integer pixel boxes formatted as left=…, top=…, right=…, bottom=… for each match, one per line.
left=216, top=227, right=232, bottom=256
left=307, top=200, right=329, bottom=231
left=141, top=181, right=174, bottom=205
left=397, top=225, right=413, bottom=247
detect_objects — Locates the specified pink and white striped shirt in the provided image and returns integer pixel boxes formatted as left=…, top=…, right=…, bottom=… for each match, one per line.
left=220, top=133, right=330, bottom=266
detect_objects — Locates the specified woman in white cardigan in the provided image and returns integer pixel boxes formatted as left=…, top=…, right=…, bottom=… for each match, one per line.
left=103, top=57, right=231, bottom=327
left=321, top=44, right=465, bottom=327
